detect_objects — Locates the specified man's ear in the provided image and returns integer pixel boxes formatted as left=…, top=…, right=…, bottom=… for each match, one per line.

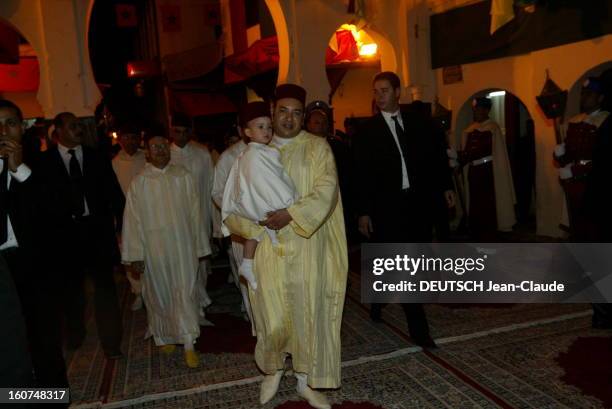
left=243, top=127, right=252, bottom=141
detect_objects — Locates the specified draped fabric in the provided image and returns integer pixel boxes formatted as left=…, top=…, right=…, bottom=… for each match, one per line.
left=212, top=140, right=254, bottom=333
left=462, top=119, right=516, bottom=231
left=212, top=141, right=247, bottom=212
left=170, top=141, right=215, bottom=309
left=170, top=141, right=214, bottom=239
left=121, top=164, right=211, bottom=345
left=224, top=131, right=348, bottom=388
left=111, top=150, right=146, bottom=195
left=221, top=142, right=298, bottom=237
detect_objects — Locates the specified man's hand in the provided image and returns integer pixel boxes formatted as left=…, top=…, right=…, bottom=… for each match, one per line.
left=0, top=140, right=23, bottom=171
left=358, top=215, right=373, bottom=239
left=263, top=209, right=292, bottom=230
left=444, top=190, right=455, bottom=209
left=130, top=261, right=145, bottom=279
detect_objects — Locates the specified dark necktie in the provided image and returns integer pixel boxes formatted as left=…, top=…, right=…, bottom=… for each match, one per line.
left=68, top=149, right=85, bottom=217
left=392, top=114, right=411, bottom=161
left=0, top=159, right=8, bottom=244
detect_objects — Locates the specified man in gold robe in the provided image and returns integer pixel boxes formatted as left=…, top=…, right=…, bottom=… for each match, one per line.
left=224, top=84, right=347, bottom=409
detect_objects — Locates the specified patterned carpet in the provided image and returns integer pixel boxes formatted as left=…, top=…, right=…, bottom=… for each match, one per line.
left=66, top=261, right=612, bottom=408
left=67, top=279, right=411, bottom=405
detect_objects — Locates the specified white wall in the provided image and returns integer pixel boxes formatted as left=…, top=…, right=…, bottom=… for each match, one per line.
left=331, top=66, right=380, bottom=131
left=0, top=0, right=100, bottom=118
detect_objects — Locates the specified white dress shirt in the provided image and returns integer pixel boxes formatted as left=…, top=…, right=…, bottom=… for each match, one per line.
left=0, top=161, right=32, bottom=250
left=57, top=143, right=90, bottom=216
left=381, top=110, right=410, bottom=189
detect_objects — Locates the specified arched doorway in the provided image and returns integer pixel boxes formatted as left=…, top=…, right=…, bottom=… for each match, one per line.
left=0, top=19, right=42, bottom=119
left=566, top=60, right=612, bottom=119
left=455, top=89, right=536, bottom=229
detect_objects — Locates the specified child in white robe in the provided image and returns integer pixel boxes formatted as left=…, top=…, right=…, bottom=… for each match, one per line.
left=222, top=101, right=299, bottom=290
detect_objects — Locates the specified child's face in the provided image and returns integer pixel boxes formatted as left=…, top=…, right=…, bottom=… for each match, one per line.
left=245, top=117, right=273, bottom=144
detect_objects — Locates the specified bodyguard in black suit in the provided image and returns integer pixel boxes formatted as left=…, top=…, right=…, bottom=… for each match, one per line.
left=352, top=72, right=454, bottom=348
left=39, top=112, right=124, bottom=359
left=585, top=112, right=612, bottom=329
left=0, top=99, right=69, bottom=394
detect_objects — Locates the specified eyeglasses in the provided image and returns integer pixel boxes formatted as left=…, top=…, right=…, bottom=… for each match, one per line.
left=149, top=143, right=169, bottom=151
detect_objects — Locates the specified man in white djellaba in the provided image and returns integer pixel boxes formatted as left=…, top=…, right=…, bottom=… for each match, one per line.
left=170, top=113, right=215, bottom=326
left=121, top=123, right=211, bottom=368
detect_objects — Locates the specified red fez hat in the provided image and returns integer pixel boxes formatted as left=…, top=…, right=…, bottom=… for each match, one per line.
left=275, top=83, right=307, bottom=105
left=239, top=101, right=271, bottom=127
left=171, top=112, right=191, bottom=128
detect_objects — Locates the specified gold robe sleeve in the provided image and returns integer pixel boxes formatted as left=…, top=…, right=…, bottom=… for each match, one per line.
left=224, top=213, right=265, bottom=240
left=287, top=141, right=339, bottom=238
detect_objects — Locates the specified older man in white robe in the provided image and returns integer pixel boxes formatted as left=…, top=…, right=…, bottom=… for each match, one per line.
left=122, top=124, right=210, bottom=368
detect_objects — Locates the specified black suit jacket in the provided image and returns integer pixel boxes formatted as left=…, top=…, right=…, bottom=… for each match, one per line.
left=586, top=115, right=612, bottom=240
left=36, top=146, right=125, bottom=264
left=352, top=111, right=452, bottom=238
left=6, top=169, right=40, bottom=257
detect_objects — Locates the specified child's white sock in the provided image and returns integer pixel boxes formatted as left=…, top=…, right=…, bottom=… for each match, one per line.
left=239, top=259, right=258, bottom=290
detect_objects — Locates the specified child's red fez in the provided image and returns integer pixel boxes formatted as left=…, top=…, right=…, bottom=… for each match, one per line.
left=275, top=83, right=307, bottom=105
left=239, top=101, right=271, bottom=127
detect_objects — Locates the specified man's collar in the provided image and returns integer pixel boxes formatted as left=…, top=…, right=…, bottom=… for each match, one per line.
left=58, top=143, right=82, bottom=154
left=272, top=134, right=298, bottom=147
left=149, top=163, right=170, bottom=173
left=118, top=149, right=143, bottom=159
left=381, top=109, right=401, bottom=121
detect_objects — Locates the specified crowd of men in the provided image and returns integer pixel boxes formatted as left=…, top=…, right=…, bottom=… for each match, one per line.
left=1, top=70, right=611, bottom=408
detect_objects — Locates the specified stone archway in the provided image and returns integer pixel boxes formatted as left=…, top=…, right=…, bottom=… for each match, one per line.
left=566, top=60, right=612, bottom=119
left=0, top=0, right=100, bottom=118
left=455, top=88, right=537, bottom=227
left=0, top=18, right=42, bottom=118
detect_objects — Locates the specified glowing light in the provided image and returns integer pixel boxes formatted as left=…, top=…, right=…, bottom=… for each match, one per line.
left=332, top=24, right=379, bottom=61
left=487, top=90, right=506, bottom=97
left=112, top=132, right=118, bottom=139
left=359, top=43, right=378, bottom=57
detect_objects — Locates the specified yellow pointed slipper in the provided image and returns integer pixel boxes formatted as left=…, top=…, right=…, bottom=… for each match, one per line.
left=160, top=344, right=176, bottom=354
left=185, top=349, right=200, bottom=368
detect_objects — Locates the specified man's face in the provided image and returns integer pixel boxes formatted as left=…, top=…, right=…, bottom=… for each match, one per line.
left=306, top=111, right=328, bottom=137
left=274, top=98, right=304, bottom=139
left=146, top=136, right=171, bottom=169
left=119, top=133, right=141, bottom=155
left=0, top=107, right=24, bottom=144
left=373, top=79, right=400, bottom=113
left=473, top=106, right=490, bottom=123
left=580, top=88, right=603, bottom=114
left=171, top=126, right=190, bottom=146
left=57, top=114, right=84, bottom=148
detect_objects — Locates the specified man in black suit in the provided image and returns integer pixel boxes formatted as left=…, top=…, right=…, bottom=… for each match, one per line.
left=585, top=101, right=612, bottom=330
left=0, top=99, right=69, bottom=395
left=39, top=112, right=124, bottom=359
left=352, top=72, right=454, bottom=348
